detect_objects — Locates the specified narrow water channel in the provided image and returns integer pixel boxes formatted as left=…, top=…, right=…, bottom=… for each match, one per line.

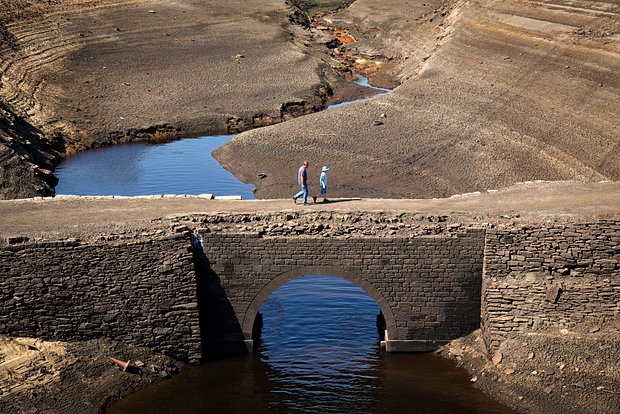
left=110, top=276, right=516, bottom=414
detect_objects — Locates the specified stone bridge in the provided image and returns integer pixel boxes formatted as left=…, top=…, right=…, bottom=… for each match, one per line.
left=195, top=228, right=484, bottom=355
left=0, top=183, right=618, bottom=363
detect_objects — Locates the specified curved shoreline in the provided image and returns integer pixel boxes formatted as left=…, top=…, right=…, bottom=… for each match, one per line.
left=53, top=73, right=388, bottom=198
left=0, top=0, right=374, bottom=199
left=214, top=0, right=619, bottom=200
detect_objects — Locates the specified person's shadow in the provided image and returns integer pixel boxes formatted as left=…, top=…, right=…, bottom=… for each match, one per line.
left=313, top=198, right=361, bottom=205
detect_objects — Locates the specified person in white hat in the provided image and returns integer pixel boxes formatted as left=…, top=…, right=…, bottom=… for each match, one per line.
left=312, top=166, right=330, bottom=203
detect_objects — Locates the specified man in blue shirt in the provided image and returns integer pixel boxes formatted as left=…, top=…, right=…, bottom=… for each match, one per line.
left=293, top=161, right=309, bottom=205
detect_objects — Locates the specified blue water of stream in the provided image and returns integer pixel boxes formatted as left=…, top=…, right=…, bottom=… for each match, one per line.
left=54, top=134, right=254, bottom=199
left=110, top=276, right=516, bottom=414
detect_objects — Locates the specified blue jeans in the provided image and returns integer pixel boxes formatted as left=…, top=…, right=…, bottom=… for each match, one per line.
left=294, top=185, right=308, bottom=204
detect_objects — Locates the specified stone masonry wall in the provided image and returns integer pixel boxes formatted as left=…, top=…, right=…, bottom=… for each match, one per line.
left=197, top=228, right=485, bottom=352
left=0, top=232, right=202, bottom=362
left=482, top=221, right=620, bottom=353
left=2, top=206, right=616, bottom=362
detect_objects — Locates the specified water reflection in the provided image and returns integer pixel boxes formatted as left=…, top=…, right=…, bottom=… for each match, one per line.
left=54, top=135, right=255, bottom=198
left=257, top=276, right=381, bottom=413
left=110, top=276, right=516, bottom=414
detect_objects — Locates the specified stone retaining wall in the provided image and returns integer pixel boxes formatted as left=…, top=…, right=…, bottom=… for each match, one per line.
left=482, top=221, right=620, bottom=352
left=0, top=232, right=202, bottom=362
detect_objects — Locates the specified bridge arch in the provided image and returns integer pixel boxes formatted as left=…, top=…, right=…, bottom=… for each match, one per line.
left=241, top=266, right=398, bottom=345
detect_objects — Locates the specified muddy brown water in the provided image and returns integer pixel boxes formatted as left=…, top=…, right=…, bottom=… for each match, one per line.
left=110, top=276, right=516, bottom=414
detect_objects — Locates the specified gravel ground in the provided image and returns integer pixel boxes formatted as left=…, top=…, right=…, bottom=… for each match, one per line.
left=439, top=324, right=620, bottom=414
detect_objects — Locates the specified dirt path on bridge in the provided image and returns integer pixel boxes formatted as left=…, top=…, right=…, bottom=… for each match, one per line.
left=1, top=181, right=619, bottom=240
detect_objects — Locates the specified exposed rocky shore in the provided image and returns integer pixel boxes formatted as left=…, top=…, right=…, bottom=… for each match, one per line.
left=1, top=0, right=618, bottom=200
left=439, top=325, right=620, bottom=414
left=216, top=0, right=620, bottom=199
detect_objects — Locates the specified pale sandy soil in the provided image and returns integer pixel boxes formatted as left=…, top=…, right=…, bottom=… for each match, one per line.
left=215, top=0, right=620, bottom=199
left=0, top=336, right=72, bottom=396
left=0, top=181, right=618, bottom=240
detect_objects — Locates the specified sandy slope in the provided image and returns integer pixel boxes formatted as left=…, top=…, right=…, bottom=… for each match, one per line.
left=0, top=0, right=369, bottom=198
left=215, top=0, right=620, bottom=199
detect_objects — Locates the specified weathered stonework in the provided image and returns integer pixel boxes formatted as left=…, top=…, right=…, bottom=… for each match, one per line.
left=482, top=221, right=620, bottom=352
left=196, top=229, right=484, bottom=353
left=0, top=232, right=202, bottom=363
left=0, top=208, right=618, bottom=362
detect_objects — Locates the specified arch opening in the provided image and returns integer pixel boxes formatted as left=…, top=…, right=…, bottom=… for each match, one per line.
left=242, top=266, right=397, bottom=352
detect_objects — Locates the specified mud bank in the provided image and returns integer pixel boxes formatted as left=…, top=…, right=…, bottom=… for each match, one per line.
left=2, top=0, right=619, bottom=201
left=0, top=335, right=183, bottom=414
left=0, top=0, right=370, bottom=199
left=216, top=0, right=620, bottom=199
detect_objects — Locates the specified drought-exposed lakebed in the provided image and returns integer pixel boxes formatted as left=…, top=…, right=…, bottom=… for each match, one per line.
left=52, top=73, right=518, bottom=414
left=54, top=74, right=387, bottom=199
